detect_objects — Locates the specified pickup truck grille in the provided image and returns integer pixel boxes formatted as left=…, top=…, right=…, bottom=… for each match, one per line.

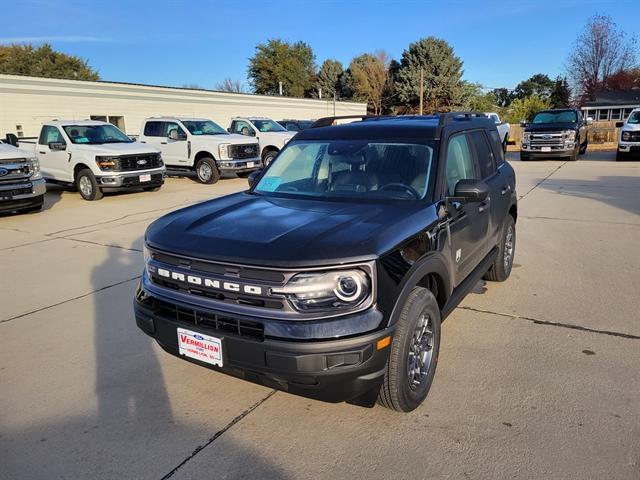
left=0, top=158, right=32, bottom=183
left=228, top=143, right=259, bottom=159
left=528, top=132, right=565, bottom=147
left=115, top=153, right=162, bottom=172
left=624, top=131, right=640, bottom=142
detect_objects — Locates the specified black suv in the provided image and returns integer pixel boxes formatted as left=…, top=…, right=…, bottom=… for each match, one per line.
left=134, top=113, right=518, bottom=412
left=520, top=108, right=591, bottom=161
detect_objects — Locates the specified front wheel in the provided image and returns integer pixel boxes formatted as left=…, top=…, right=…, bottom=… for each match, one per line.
left=484, top=214, right=516, bottom=282
left=262, top=150, right=278, bottom=166
left=579, top=139, right=588, bottom=155
left=378, top=287, right=441, bottom=412
left=195, top=158, right=220, bottom=184
left=76, top=169, right=103, bottom=201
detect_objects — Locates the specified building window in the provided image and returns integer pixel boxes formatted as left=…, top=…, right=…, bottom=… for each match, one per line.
left=610, top=109, right=622, bottom=120
left=598, top=109, right=609, bottom=121
left=623, top=108, right=635, bottom=120
left=90, top=115, right=125, bottom=131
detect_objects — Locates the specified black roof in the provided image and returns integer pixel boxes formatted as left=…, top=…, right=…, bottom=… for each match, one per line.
left=583, top=90, right=640, bottom=107
left=297, top=114, right=495, bottom=141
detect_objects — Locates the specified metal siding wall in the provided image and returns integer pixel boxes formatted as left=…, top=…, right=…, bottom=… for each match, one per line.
left=0, top=75, right=367, bottom=137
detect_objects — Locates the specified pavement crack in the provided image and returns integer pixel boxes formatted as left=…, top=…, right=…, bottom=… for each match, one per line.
left=520, top=215, right=640, bottom=227
left=459, top=306, right=640, bottom=340
left=518, top=161, right=568, bottom=201
left=0, top=275, right=141, bottom=324
left=0, top=238, right=57, bottom=251
left=160, top=390, right=277, bottom=480
left=58, top=236, right=143, bottom=252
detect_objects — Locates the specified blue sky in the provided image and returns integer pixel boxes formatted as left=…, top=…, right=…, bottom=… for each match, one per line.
left=1, top=0, right=638, bottom=91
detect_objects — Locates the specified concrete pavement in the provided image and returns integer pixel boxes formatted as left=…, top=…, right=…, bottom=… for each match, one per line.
left=1, top=153, right=638, bottom=479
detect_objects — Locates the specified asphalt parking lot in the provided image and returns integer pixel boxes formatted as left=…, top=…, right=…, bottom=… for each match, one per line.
left=1, top=150, right=639, bottom=480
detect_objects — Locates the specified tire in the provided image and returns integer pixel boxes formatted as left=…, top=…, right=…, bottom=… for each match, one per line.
left=76, top=169, right=103, bottom=201
left=195, top=157, right=220, bottom=184
left=519, top=152, right=530, bottom=161
left=616, top=152, right=625, bottom=162
left=484, top=214, right=516, bottom=282
left=502, top=135, right=508, bottom=154
left=378, top=287, right=441, bottom=412
left=579, top=138, right=588, bottom=155
left=263, top=150, right=278, bottom=167
left=569, top=145, right=578, bottom=161
left=236, top=171, right=252, bottom=178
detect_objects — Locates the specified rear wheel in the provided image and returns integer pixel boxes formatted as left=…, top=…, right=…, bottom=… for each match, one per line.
left=76, top=169, right=103, bottom=201
left=195, top=157, right=220, bottom=184
left=378, top=287, right=441, bottom=412
left=484, top=214, right=516, bottom=282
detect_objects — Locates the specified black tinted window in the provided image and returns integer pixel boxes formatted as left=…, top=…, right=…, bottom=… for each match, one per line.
left=488, top=130, right=504, bottom=165
left=470, top=130, right=496, bottom=178
left=445, top=133, right=478, bottom=195
left=144, top=121, right=163, bottom=137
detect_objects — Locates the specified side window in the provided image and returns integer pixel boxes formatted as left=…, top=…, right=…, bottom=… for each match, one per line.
left=39, top=126, right=65, bottom=145
left=162, top=122, right=185, bottom=137
left=144, top=121, right=163, bottom=137
left=445, top=133, right=478, bottom=195
left=232, top=120, right=254, bottom=136
left=470, top=130, right=496, bottom=179
left=488, top=130, right=505, bottom=165
left=286, top=123, right=300, bottom=131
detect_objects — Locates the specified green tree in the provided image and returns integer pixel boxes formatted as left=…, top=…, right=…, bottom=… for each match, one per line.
left=347, top=52, right=390, bottom=114
left=513, top=74, right=554, bottom=100
left=314, top=59, right=343, bottom=99
left=395, top=37, right=465, bottom=112
left=491, top=87, right=513, bottom=107
left=0, top=43, right=99, bottom=80
left=506, top=95, right=551, bottom=123
left=248, top=39, right=315, bottom=97
left=549, top=76, right=571, bottom=108
left=459, top=82, right=495, bottom=111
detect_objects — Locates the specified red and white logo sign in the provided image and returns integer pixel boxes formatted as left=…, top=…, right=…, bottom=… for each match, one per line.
left=177, top=327, right=223, bottom=367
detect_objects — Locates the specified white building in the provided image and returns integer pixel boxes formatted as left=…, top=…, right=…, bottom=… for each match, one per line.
left=0, top=74, right=366, bottom=138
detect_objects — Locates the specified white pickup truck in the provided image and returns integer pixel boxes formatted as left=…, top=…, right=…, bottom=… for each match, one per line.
left=615, top=108, right=640, bottom=161
left=0, top=140, right=46, bottom=214
left=19, top=120, right=165, bottom=201
left=228, top=117, right=296, bottom=166
left=485, top=112, right=510, bottom=152
left=138, top=117, right=261, bottom=183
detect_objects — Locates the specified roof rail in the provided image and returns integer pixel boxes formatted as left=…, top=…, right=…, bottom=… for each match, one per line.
left=310, top=115, right=382, bottom=128
left=433, top=111, right=488, bottom=139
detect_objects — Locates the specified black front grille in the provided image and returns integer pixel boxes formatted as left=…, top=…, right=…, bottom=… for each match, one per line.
left=115, top=154, right=162, bottom=172
left=625, top=131, right=640, bottom=142
left=138, top=292, right=264, bottom=340
left=228, top=143, right=259, bottom=159
left=0, top=157, right=27, bottom=165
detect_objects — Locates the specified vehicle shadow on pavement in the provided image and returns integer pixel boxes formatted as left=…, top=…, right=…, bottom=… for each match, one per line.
left=540, top=175, right=640, bottom=217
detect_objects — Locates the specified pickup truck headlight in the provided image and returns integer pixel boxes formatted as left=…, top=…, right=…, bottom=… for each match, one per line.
left=622, top=131, right=631, bottom=142
left=27, top=156, right=42, bottom=179
left=564, top=130, right=577, bottom=141
left=521, top=132, right=530, bottom=143
left=96, top=155, right=119, bottom=171
left=218, top=143, right=231, bottom=160
left=273, top=269, right=370, bottom=312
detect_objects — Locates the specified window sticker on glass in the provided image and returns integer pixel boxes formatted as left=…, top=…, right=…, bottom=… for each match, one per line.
left=258, top=177, right=282, bottom=192
left=75, top=137, right=90, bottom=143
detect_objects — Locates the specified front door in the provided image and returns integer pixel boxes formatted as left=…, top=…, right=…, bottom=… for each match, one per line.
left=37, top=126, right=70, bottom=181
left=443, top=132, right=489, bottom=286
left=161, top=122, right=189, bottom=166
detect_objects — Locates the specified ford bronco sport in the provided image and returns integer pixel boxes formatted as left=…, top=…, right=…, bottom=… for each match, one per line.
left=134, top=113, right=518, bottom=412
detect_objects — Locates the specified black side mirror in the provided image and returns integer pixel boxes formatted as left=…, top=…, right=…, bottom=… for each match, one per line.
left=247, top=169, right=263, bottom=188
left=227, top=128, right=232, bottom=133
left=615, top=121, right=624, bottom=128
left=5, top=133, right=19, bottom=146
left=49, top=142, right=66, bottom=151
left=452, top=179, right=489, bottom=203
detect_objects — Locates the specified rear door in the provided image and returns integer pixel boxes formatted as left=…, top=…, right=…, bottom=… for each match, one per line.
left=37, top=126, right=70, bottom=181
left=443, top=132, right=489, bottom=285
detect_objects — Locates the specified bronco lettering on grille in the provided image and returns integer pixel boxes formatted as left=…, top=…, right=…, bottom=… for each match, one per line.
left=156, top=267, right=263, bottom=295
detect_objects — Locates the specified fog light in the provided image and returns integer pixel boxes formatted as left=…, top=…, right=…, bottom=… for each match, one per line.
left=101, top=177, right=117, bottom=184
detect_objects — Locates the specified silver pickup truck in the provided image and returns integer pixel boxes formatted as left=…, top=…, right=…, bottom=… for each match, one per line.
left=0, top=140, right=46, bottom=214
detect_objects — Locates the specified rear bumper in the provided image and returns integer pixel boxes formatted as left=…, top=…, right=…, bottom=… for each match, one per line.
left=0, top=177, right=46, bottom=212
left=217, top=157, right=262, bottom=173
left=98, top=168, right=165, bottom=191
left=134, top=283, right=393, bottom=405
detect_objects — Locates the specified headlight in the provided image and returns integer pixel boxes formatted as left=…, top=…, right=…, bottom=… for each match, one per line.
left=622, top=131, right=631, bottom=141
left=218, top=143, right=231, bottom=160
left=96, top=155, right=119, bottom=171
left=27, top=156, right=42, bottom=179
left=564, top=130, right=576, bottom=141
left=273, top=269, right=370, bottom=312
left=521, top=132, right=529, bottom=142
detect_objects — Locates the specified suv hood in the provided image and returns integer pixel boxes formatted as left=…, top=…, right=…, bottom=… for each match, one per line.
left=73, top=142, right=160, bottom=155
left=524, top=122, right=577, bottom=132
left=0, top=143, right=31, bottom=160
left=146, top=192, right=436, bottom=267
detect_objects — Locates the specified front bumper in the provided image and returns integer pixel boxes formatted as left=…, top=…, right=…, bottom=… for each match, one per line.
left=97, top=168, right=166, bottom=191
left=0, top=177, right=46, bottom=213
left=134, top=283, right=393, bottom=405
left=217, top=157, right=262, bottom=173
left=521, top=144, right=576, bottom=158
left=617, top=143, right=640, bottom=158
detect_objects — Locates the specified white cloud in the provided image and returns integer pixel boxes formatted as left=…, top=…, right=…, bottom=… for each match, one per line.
left=0, top=35, right=110, bottom=44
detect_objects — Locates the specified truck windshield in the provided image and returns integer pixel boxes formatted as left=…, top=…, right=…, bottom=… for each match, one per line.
left=628, top=112, right=640, bottom=124
left=63, top=125, right=133, bottom=144
left=532, top=111, right=577, bottom=124
left=254, top=140, right=435, bottom=201
left=182, top=120, right=227, bottom=135
left=252, top=119, right=287, bottom=133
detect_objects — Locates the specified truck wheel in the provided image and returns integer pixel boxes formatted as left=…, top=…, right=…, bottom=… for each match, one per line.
left=502, top=135, right=508, bottom=154
left=579, top=139, right=588, bottom=155
left=484, top=214, right=516, bottom=282
left=76, top=169, right=103, bottom=201
left=195, top=158, right=220, bottom=184
left=263, top=150, right=278, bottom=166
left=519, top=152, right=530, bottom=161
left=569, top=146, right=578, bottom=161
left=378, top=287, right=441, bottom=412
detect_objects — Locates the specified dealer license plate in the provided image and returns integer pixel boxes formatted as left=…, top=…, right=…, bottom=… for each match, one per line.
left=177, top=327, right=223, bottom=367
left=246, top=161, right=255, bottom=168
left=541, top=147, right=551, bottom=152
left=139, top=174, right=151, bottom=182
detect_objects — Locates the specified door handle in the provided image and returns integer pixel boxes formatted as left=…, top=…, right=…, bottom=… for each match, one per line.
left=478, top=199, right=490, bottom=213
left=39, top=151, right=47, bottom=154
left=161, top=142, right=167, bottom=145
left=501, top=185, right=511, bottom=195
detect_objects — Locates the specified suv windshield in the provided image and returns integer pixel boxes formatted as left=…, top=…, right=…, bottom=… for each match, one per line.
left=628, top=112, right=640, bottom=124
left=254, top=140, right=435, bottom=201
left=63, top=124, right=133, bottom=144
left=182, top=120, right=227, bottom=135
left=532, top=111, right=577, bottom=124
left=252, top=119, right=287, bottom=133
